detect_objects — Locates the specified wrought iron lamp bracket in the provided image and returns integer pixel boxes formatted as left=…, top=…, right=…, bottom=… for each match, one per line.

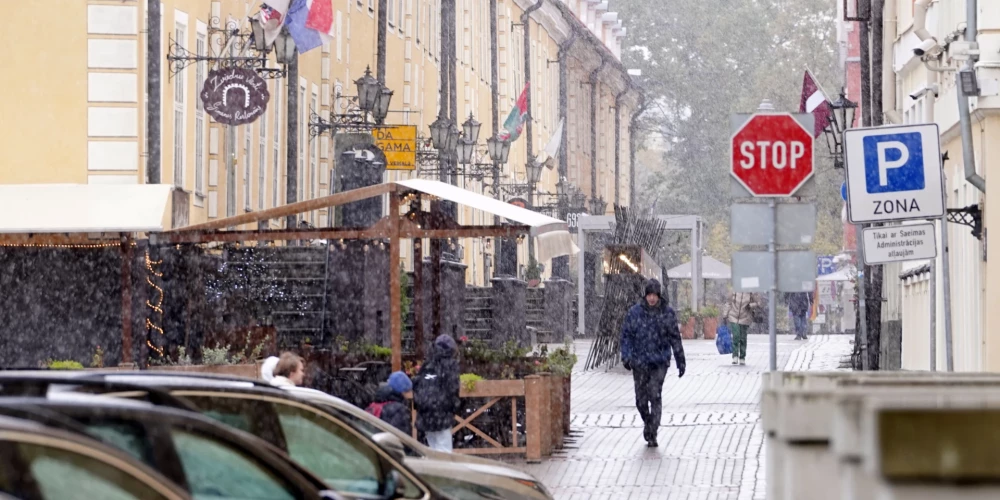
left=947, top=205, right=983, bottom=240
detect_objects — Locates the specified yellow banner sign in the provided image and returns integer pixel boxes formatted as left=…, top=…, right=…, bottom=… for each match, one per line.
left=373, top=125, right=417, bottom=171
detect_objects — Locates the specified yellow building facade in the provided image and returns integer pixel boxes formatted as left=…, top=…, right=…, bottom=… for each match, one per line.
left=0, top=0, right=637, bottom=286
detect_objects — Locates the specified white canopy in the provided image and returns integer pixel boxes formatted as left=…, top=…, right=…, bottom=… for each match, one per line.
left=666, top=256, right=732, bottom=280
left=395, top=179, right=579, bottom=261
left=0, top=184, right=173, bottom=234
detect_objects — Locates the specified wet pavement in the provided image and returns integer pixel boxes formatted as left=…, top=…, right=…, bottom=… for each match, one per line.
left=514, top=334, right=853, bottom=500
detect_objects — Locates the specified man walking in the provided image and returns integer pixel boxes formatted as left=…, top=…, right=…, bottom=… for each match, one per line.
left=725, top=292, right=759, bottom=365
left=785, top=292, right=813, bottom=340
left=620, top=279, right=686, bottom=447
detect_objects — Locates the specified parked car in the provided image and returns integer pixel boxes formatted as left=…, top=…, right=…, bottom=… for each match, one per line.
left=0, top=372, right=442, bottom=500
left=0, top=414, right=190, bottom=500
left=0, top=390, right=346, bottom=500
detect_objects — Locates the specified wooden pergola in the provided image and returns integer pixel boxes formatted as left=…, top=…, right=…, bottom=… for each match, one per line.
left=160, top=179, right=573, bottom=370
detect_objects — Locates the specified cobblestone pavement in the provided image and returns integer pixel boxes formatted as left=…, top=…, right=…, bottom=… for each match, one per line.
left=512, top=334, right=853, bottom=500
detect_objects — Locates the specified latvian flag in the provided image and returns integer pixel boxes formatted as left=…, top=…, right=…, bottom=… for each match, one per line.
left=500, top=82, right=530, bottom=142
left=800, top=70, right=832, bottom=137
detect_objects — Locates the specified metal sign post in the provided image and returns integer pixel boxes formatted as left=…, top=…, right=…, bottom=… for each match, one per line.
left=730, top=103, right=817, bottom=371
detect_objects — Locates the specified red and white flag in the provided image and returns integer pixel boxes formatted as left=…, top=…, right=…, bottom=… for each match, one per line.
left=800, top=70, right=832, bottom=137
left=257, top=0, right=291, bottom=46
left=305, top=0, right=336, bottom=39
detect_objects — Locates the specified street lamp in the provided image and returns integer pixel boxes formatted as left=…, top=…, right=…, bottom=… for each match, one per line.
left=273, top=29, right=296, bottom=65
left=572, top=189, right=587, bottom=211
left=462, top=114, right=482, bottom=144
left=526, top=159, right=544, bottom=186
left=445, top=123, right=462, bottom=154
left=589, top=197, right=607, bottom=215
left=486, top=136, right=511, bottom=164
left=457, top=139, right=476, bottom=165
left=249, top=17, right=269, bottom=52
left=355, top=67, right=380, bottom=114
left=373, top=87, right=394, bottom=124
left=824, top=88, right=858, bottom=168
left=429, top=117, right=452, bottom=151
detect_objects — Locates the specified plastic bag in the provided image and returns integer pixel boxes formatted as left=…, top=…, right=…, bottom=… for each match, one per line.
left=716, top=324, right=732, bottom=355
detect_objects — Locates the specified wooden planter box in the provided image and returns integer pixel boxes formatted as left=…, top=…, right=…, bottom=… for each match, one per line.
left=409, top=375, right=562, bottom=462
left=703, top=317, right=719, bottom=340
left=681, top=318, right=697, bottom=339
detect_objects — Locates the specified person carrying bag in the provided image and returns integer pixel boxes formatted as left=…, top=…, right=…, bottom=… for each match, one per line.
left=724, top=292, right=759, bottom=365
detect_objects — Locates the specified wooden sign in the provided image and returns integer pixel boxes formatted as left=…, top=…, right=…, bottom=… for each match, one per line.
left=200, top=67, right=270, bottom=126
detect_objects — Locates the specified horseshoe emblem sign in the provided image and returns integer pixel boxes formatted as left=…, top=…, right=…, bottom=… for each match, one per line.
left=200, top=67, right=271, bottom=126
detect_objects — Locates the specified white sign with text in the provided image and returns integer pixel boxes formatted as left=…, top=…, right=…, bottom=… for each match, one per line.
left=862, top=223, right=937, bottom=265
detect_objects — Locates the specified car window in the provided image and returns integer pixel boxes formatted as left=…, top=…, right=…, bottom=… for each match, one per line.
left=83, top=422, right=153, bottom=465
left=322, top=406, right=422, bottom=458
left=15, top=441, right=170, bottom=500
left=419, top=475, right=513, bottom=500
left=273, top=402, right=386, bottom=495
left=180, top=395, right=283, bottom=447
left=170, top=428, right=295, bottom=500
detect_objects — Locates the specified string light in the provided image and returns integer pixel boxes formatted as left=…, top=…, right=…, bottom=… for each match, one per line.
left=0, top=242, right=121, bottom=248
left=144, top=249, right=165, bottom=358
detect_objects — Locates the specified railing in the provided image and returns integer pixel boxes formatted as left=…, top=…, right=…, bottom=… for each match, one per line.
left=409, top=373, right=568, bottom=462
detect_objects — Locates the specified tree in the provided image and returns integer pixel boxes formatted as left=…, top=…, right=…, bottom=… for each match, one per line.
left=619, top=0, right=843, bottom=252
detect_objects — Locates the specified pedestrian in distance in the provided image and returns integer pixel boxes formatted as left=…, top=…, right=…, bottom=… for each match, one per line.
left=366, top=371, right=414, bottom=435
left=784, top=292, right=813, bottom=340
left=725, top=292, right=759, bottom=365
left=261, top=352, right=306, bottom=387
left=413, top=334, right=461, bottom=452
left=620, top=278, right=687, bottom=448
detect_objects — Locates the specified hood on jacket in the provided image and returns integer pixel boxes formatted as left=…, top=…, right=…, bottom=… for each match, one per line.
left=270, top=376, right=296, bottom=388
left=373, top=382, right=404, bottom=403
left=260, top=356, right=279, bottom=382
left=388, top=371, right=413, bottom=394
left=644, top=279, right=662, bottom=298
left=433, top=334, right=457, bottom=356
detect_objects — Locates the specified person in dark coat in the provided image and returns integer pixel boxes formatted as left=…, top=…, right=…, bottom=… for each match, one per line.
left=784, top=292, right=813, bottom=340
left=620, top=279, right=686, bottom=447
left=366, top=371, right=413, bottom=435
left=413, top=334, right=461, bottom=452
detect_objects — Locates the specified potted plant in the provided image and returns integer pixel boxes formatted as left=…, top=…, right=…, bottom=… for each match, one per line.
left=525, top=257, right=542, bottom=288
left=678, top=308, right=696, bottom=339
left=700, top=306, right=721, bottom=340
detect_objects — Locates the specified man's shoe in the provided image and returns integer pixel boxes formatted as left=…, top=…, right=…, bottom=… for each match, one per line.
left=739, top=359, right=746, bottom=366
left=646, top=439, right=658, bottom=448
left=732, top=357, right=738, bottom=365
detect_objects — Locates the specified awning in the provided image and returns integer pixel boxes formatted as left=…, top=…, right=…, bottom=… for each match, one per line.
left=0, top=184, right=173, bottom=234
left=817, top=267, right=854, bottom=282
left=666, top=256, right=732, bottom=280
left=395, top=179, right=579, bottom=261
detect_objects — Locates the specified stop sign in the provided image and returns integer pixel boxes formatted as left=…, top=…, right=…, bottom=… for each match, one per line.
left=731, top=113, right=814, bottom=197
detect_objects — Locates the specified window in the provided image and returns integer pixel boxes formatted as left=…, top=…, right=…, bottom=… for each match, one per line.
left=388, top=0, right=395, bottom=27
left=195, top=33, right=206, bottom=196
left=273, top=403, right=386, bottom=495
left=259, top=110, right=267, bottom=210
left=173, top=23, right=187, bottom=188
left=397, top=0, right=403, bottom=32
left=14, top=442, right=169, bottom=500
left=84, top=422, right=153, bottom=465
left=369, top=0, right=374, bottom=13
left=171, top=429, right=295, bottom=500
left=273, top=79, right=282, bottom=209
left=299, top=84, right=306, bottom=204
left=311, top=93, right=319, bottom=202
left=415, top=0, right=421, bottom=44
left=244, top=126, right=252, bottom=211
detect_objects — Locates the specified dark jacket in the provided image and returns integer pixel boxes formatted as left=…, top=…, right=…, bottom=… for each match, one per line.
left=413, top=342, right=461, bottom=433
left=785, top=292, right=812, bottom=316
left=620, top=296, right=686, bottom=370
left=371, top=384, right=412, bottom=436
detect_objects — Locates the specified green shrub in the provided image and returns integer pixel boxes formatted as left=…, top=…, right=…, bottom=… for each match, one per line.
left=47, top=360, right=84, bottom=370
left=460, top=373, right=484, bottom=392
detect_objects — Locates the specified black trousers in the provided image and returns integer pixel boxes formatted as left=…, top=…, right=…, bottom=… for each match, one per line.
left=632, top=362, right=668, bottom=440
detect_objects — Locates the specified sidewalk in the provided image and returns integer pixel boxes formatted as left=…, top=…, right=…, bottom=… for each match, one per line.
left=517, top=334, right=853, bottom=500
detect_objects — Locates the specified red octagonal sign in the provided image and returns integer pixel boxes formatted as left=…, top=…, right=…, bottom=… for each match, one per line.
left=731, top=113, right=814, bottom=197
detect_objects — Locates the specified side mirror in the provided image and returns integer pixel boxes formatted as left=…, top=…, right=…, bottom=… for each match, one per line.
left=372, top=432, right=406, bottom=462
left=380, top=470, right=402, bottom=500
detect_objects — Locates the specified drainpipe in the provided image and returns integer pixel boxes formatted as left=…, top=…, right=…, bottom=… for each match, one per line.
left=613, top=86, right=630, bottom=206
left=589, top=57, right=607, bottom=205
left=558, top=30, right=578, bottom=181
left=957, top=0, right=987, bottom=192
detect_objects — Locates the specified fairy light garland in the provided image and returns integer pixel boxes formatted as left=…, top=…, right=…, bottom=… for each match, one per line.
left=144, top=250, right=165, bottom=357
left=0, top=242, right=122, bottom=248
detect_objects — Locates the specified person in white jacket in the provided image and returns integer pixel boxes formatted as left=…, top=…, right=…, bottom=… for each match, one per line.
left=260, top=352, right=305, bottom=387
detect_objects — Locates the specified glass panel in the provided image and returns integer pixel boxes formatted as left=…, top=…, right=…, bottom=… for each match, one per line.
left=17, top=442, right=168, bottom=500
left=274, top=403, right=384, bottom=495
left=83, top=422, right=153, bottom=465
left=171, top=429, right=295, bottom=500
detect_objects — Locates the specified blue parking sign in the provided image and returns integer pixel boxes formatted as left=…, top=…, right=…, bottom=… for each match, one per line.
left=843, top=123, right=944, bottom=224
left=862, top=133, right=924, bottom=193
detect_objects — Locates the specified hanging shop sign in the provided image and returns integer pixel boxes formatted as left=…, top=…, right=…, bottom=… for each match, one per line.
left=372, top=125, right=417, bottom=171
left=200, top=67, right=270, bottom=126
